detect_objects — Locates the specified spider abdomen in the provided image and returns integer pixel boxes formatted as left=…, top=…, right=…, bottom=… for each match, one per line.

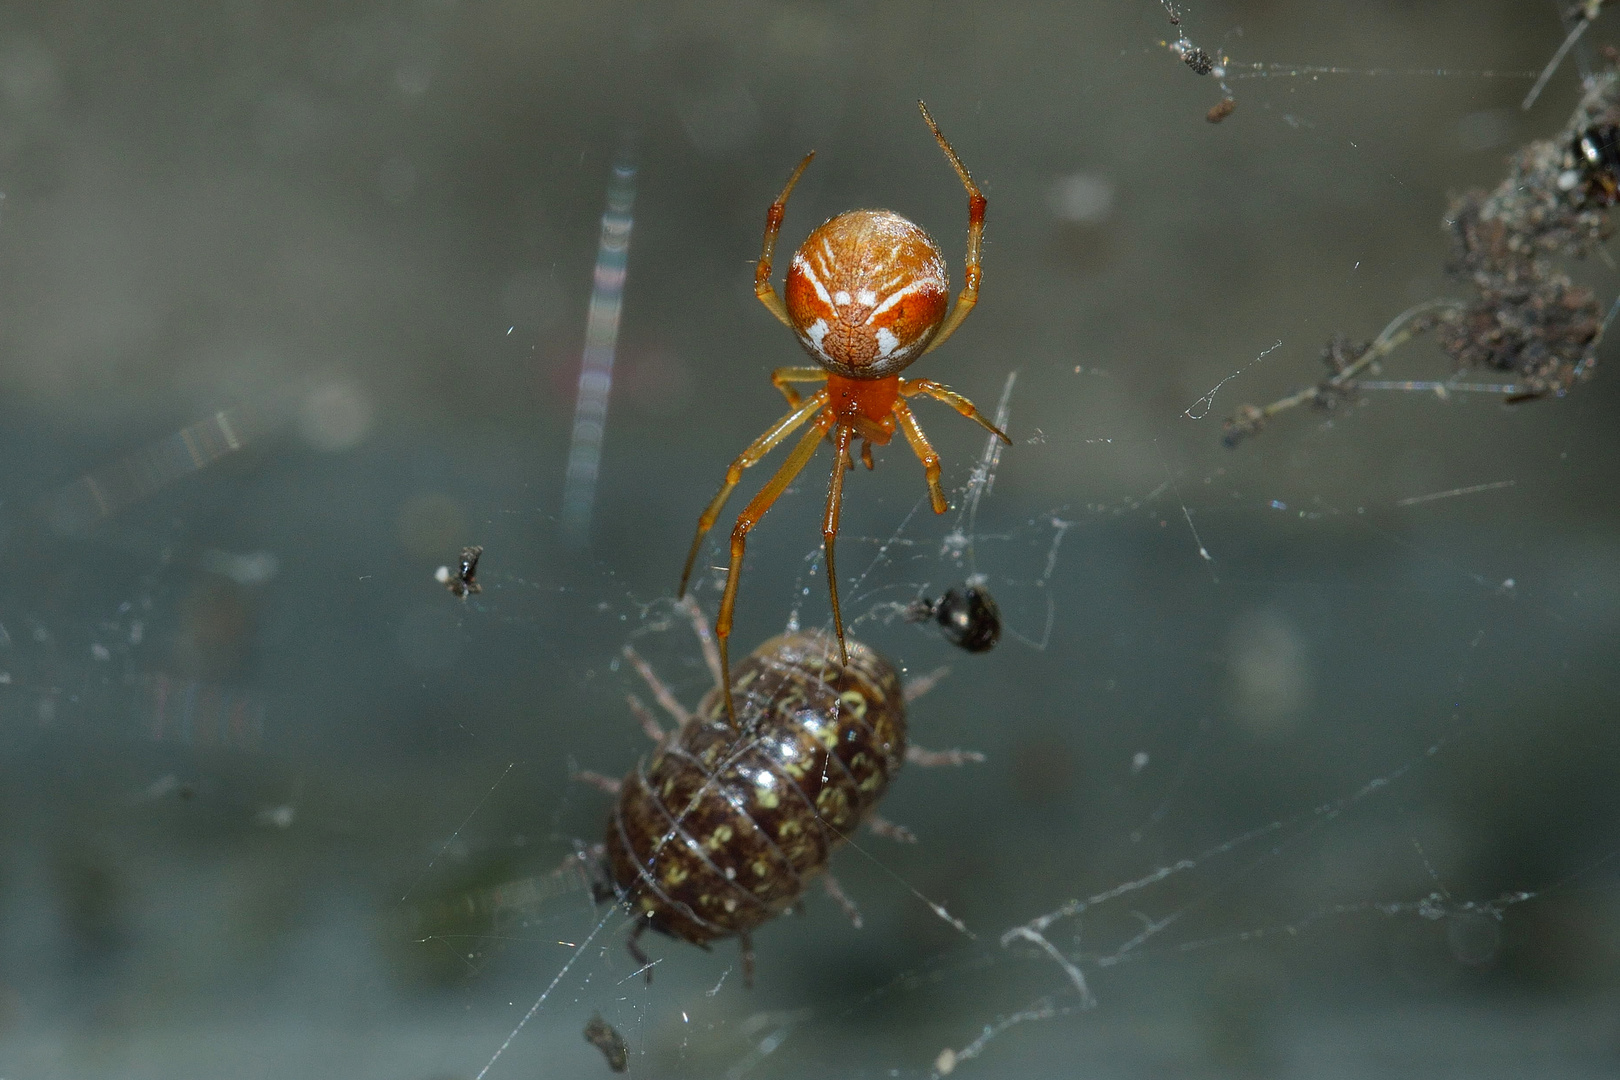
left=603, top=631, right=906, bottom=946
left=785, top=210, right=949, bottom=379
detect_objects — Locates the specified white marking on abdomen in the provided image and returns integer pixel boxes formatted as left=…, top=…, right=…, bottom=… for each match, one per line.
left=793, top=253, right=833, bottom=307
left=875, top=327, right=899, bottom=358
left=806, top=318, right=831, bottom=360
left=866, top=280, right=931, bottom=323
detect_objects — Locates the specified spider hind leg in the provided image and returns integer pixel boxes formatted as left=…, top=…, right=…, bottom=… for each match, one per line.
left=715, top=412, right=838, bottom=722
left=822, top=425, right=854, bottom=666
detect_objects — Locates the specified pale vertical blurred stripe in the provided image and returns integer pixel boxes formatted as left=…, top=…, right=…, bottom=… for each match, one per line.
left=561, top=144, right=637, bottom=549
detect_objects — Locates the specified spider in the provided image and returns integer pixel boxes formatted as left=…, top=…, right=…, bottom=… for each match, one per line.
left=677, top=101, right=1010, bottom=721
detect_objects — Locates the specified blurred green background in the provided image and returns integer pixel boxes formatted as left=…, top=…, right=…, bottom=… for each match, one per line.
left=0, top=1, right=1616, bottom=1077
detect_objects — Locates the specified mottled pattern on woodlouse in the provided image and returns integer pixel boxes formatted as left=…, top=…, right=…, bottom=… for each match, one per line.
left=603, top=630, right=905, bottom=947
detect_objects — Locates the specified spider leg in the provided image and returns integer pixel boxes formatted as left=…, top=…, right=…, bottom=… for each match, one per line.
left=756, top=152, right=816, bottom=331
left=772, top=367, right=829, bottom=408
left=900, top=378, right=1011, bottom=443
left=892, top=398, right=948, bottom=514
left=717, top=411, right=838, bottom=723
left=822, top=425, right=854, bottom=666
left=917, top=102, right=985, bottom=355
left=678, top=390, right=828, bottom=601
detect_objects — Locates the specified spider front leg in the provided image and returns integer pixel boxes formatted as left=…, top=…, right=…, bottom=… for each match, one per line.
left=678, top=390, right=828, bottom=600
left=917, top=101, right=985, bottom=355
left=756, top=152, right=815, bottom=331
left=716, top=411, right=838, bottom=722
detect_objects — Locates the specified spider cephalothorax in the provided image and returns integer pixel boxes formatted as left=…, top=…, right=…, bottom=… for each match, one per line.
left=678, top=101, right=1009, bottom=721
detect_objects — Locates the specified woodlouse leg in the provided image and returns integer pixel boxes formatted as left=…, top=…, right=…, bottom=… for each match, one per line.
left=755, top=152, right=816, bottom=331
left=892, top=398, right=948, bottom=514
left=627, top=919, right=655, bottom=983
left=626, top=693, right=665, bottom=742
left=822, top=425, right=854, bottom=666
left=866, top=815, right=918, bottom=844
left=771, top=367, right=828, bottom=408
left=678, top=391, right=829, bottom=603
left=674, top=595, right=724, bottom=692
left=906, top=746, right=986, bottom=767
left=623, top=645, right=690, bottom=728
left=716, top=412, right=837, bottom=723
left=562, top=842, right=609, bottom=898
left=917, top=101, right=985, bottom=356
left=903, top=666, right=951, bottom=702
left=575, top=770, right=623, bottom=795
left=821, top=874, right=864, bottom=928
left=899, top=379, right=1011, bottom=444
left=739, top=931, right=756, bottom=989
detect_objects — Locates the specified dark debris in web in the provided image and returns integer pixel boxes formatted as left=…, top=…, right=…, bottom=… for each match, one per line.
left=1223, top=48, right=1620, bottom=446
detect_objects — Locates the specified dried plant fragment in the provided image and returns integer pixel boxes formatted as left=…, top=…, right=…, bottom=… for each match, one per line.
left=583, top=1013, right=628, bottom=1072
left=1222, top=54, right=1619, bottom=445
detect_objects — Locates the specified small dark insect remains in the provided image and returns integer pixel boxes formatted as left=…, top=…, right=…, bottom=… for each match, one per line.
left=1180, top=45, right=1214, bottom=75
left=435, top=545, right=483, bottom=597
left=1572, top=123, right=1620, bottom=204
left=905, top=583, right=1002, bottom=653
left=579, top=599, right=979, bottom=984
left=582, top=1013, right=628, bottom=1073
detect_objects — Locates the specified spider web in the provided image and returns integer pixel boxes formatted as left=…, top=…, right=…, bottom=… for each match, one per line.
left=1, top=3, right=1618, bottom=1079
left=409, top=356, right=1613, bottom=1079
left=423, top=8, right=1620, bottom=1077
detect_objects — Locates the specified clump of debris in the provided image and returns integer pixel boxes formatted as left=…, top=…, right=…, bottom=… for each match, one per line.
left=1223, top=52, right=1619, bottom=447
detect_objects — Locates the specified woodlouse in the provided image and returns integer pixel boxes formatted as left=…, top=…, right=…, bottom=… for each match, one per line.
left=580, top=600, right=980, bottom=983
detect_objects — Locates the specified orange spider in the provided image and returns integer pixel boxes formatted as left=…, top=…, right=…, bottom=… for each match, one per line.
left=678, top=100, right=1010, bottom=721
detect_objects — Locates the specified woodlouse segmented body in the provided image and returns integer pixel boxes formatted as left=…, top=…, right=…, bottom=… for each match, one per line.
left=603, top=631, right=905, bottom=951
